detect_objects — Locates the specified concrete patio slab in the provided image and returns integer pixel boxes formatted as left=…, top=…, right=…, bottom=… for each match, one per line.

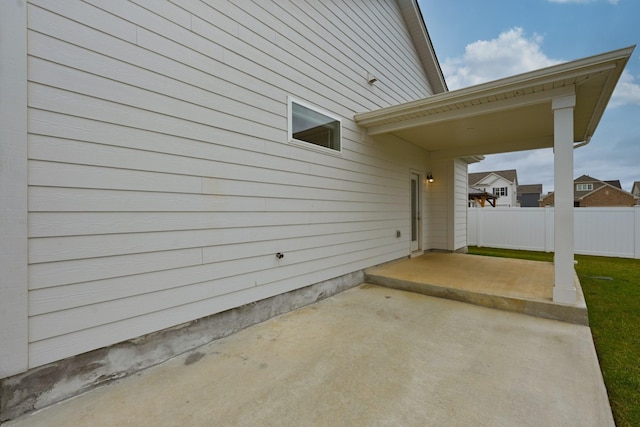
left=366, top=253, right=589, bottom=325
left=6, top=284, right=612, bottom=427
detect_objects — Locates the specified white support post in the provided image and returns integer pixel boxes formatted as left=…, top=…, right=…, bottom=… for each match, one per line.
left=552, top=93, right=577, bottom=304
left=0, top=0, right=28, bottom=378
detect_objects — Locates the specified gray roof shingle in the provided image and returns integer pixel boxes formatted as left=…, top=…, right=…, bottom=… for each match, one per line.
left=468, top=169, right=517, bottom=185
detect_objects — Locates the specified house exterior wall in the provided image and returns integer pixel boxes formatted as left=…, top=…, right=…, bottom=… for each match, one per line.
left=580, top=188, right=636, bottom=207
left=540, top=186, right=636, bottom=207
left=453, top=159, right=469, bottom=250
left=472, top=176, right=518, bottom=207
left=0, top=0, right=28, bottom=379
left=518, top=193, right=541, bottom=207
left=425, top=158, right=467, bottom=251
left=427, top=159, right=452, bottom=250
left=540, top=192, right=555, bottom=207
left=16, top=0, right=437, bottom=371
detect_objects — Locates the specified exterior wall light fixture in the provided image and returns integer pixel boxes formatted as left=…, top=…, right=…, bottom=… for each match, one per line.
left=427, top=173, right=434, bottom=183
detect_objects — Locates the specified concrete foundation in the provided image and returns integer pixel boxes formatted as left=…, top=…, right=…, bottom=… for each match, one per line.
left=0, top=270, right=365, bottom=423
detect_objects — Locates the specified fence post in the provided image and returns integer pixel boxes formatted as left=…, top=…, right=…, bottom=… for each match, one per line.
left=544, top=206, right=553, bottom=253
left=635, top=206, right=640, bottom=259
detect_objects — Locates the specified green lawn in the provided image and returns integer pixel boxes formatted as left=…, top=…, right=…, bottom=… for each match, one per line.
left=467, top=246, right=640, bottom=427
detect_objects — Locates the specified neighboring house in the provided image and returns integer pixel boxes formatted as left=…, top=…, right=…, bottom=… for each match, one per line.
left=517, top=184, right=543, bottom=207
left=468, top=170, right=519, bottom=207
left=632, top=181, right=640, bottom=202
left=1, top=0, right=632, bottom=421
left=540, top=175, right=637, bottom=207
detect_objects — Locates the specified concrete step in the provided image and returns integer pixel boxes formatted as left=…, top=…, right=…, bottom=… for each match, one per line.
left=365, top=254, right=589, bottom=325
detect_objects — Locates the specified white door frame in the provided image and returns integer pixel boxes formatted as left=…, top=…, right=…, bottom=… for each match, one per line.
left=410, top=172, right=423, bottom=254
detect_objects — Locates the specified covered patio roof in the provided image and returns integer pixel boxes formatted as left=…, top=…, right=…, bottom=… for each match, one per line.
left=356, top=46, right=634, bottom=305
left=355, top=46, right=634, bottom=160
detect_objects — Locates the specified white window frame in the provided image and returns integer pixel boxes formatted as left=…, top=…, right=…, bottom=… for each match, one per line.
left=576, top=183, right=593, bottom=191
left=493, top=187, right=508, bottom=197
left=288, top=97, right=342, bottom=155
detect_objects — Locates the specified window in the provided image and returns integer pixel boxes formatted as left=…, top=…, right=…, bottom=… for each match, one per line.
left=493, top=187, right=508, bottom=197
left=576, top=183, right=593, bottom=191
left=288, top=98, right=341, bottom=152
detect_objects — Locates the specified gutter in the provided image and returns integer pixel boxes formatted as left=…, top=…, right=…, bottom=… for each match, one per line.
left=573, top=136, right=591, bottom=149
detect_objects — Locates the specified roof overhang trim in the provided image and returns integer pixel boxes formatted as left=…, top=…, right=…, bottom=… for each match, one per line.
left=355, top=46, right=635, bottom=159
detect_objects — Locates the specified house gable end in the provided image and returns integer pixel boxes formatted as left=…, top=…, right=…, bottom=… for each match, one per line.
left=574, top=176, right=627, bottom=198
left=477, top=173, right=503, bottom=187
left=469, top=169, right=517, bottom=186
left=396, top=0, right=447, bottom=95
left=494, top=169, right=518, bottom=184
left=468, top=171, right=489, bottom=186
left=580, top=184, right=637, bottom=206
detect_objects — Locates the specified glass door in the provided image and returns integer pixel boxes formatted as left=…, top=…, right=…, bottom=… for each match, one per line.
left=410, top=173, right=421, bottom=253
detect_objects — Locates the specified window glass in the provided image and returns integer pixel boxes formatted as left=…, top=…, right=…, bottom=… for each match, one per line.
left=290, top=100, right=341, bottom=152
left=492, top=187, right=508, bottom=196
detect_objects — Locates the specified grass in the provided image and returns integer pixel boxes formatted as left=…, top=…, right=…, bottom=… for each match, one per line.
left=467, top=246, right=640, bottom=427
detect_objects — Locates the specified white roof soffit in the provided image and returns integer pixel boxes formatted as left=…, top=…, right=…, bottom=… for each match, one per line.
left=355, top=46, right=635, bottom=160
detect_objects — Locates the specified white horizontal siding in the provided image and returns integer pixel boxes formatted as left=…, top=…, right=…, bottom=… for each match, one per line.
left=28, top=245, right=403, bottom=368
left=32, top=231, right=404, bottom=294
left=30, top=162, right=406, bottom=206
left=29, top=236, right=399, bottom=334
left=26, top=0, right=433, bottom=367
left=30, top=222, right=404, bottom=264
left=28, top=136, right=405, bottom=195
left=29, top=248, right=204, bottom=290
left=267, top=0, right=429, bottom=103
left=29, top=211, right=403, bottom=239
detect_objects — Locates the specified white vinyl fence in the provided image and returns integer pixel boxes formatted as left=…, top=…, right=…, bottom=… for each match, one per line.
left=468, top=206, right=640, bottom=259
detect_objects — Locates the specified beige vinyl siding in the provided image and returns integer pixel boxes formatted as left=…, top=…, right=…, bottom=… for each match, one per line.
left=427, top=160, right=452, bottom=250
left=425, top=158, right=468, bottom=251
left=26, top=0, right=433, bottom=367
left=453, top=159, right=469, bottom=250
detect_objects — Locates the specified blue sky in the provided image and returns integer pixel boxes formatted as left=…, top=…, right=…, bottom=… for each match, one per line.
left=419, top=0, right=640, bottom=194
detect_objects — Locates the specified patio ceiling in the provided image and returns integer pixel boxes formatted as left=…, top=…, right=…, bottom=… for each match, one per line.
left=355, top=46, right=634, bottom=160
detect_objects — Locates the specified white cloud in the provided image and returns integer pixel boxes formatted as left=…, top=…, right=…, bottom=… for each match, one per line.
left=442, top=28, right=562, bottom=90
left=441, top=27, right=640, bottom=105
left=470, top=149, right=555, bottom=192
left=609, top=70, right=640, bottom=108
